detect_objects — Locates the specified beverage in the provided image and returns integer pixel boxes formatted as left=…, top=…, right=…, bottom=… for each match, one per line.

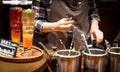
left=23, top=33, right=33, bottom=48
left=10, top=21, right=21, bottom=43
left=10, top=7, right=23, bottom=43
left=22, top=9, right=35, bottom=48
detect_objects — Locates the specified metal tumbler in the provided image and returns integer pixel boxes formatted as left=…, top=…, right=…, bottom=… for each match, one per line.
left=82, top=48, right=108, bottom=72
left=108, top=47, right=120, bottom=72
left=54, top=50, right=81, bottom=72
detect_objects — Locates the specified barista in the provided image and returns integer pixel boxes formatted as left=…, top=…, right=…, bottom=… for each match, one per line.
left=32, top=0, right=103, bottom=51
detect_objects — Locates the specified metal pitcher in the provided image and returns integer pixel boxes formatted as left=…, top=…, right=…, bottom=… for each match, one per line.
left=54, top=49, right=81, bottom=72
left=108, top=47, right=120, bottom=72
left=82, top=48, right=108, bottom=72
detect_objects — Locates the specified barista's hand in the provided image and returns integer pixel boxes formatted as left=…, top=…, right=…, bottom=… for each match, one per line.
left=42, top=18, right=75, bottom=32
left=55, top=18, right=75, bottom=32
left=90, top=19, right=103, bottom=43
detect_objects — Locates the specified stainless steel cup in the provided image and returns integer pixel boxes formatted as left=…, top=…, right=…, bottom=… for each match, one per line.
left=82, top=48, right=108, bottom=72
left=55, top=50, right=81, bottom=72
left=108, top=47, right=120, bottom=72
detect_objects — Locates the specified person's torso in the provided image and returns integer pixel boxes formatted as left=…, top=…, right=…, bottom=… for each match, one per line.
left=49, top=0, right=90, bottom=34
left=45, top=0, right=90, bottom=50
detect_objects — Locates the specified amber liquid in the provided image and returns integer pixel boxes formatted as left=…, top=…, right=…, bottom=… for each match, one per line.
left=23, top=32, right=33, bottom=48
left=10, top=7, right=22, bottom=43
left=22, top=9, right=34, bottom=48
left=11, top=21, right=21, bottom=43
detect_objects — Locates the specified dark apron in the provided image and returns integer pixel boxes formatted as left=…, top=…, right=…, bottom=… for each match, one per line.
left=33, top=0, right=90, bottom=51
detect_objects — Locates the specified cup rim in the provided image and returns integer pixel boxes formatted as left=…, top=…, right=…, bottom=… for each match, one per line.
left=82, top=48, right=107, bottom=56
left=108, top=47, right=120, bottom=55
left=55, top=49, right=81, bottom=58
left=10, top=7, right=23, bottom=10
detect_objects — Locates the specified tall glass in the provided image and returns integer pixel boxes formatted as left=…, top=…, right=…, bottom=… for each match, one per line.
left=22, top=9, right=35, bottom=49
left=10, top=7, right=23, bottom=44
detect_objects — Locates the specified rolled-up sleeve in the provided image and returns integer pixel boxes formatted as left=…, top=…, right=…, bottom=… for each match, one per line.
left=88, top=0, right=100, bottom=22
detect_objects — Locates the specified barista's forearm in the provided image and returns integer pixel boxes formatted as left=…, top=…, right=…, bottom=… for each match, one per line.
left=41, top=22, right=57, bottom=32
